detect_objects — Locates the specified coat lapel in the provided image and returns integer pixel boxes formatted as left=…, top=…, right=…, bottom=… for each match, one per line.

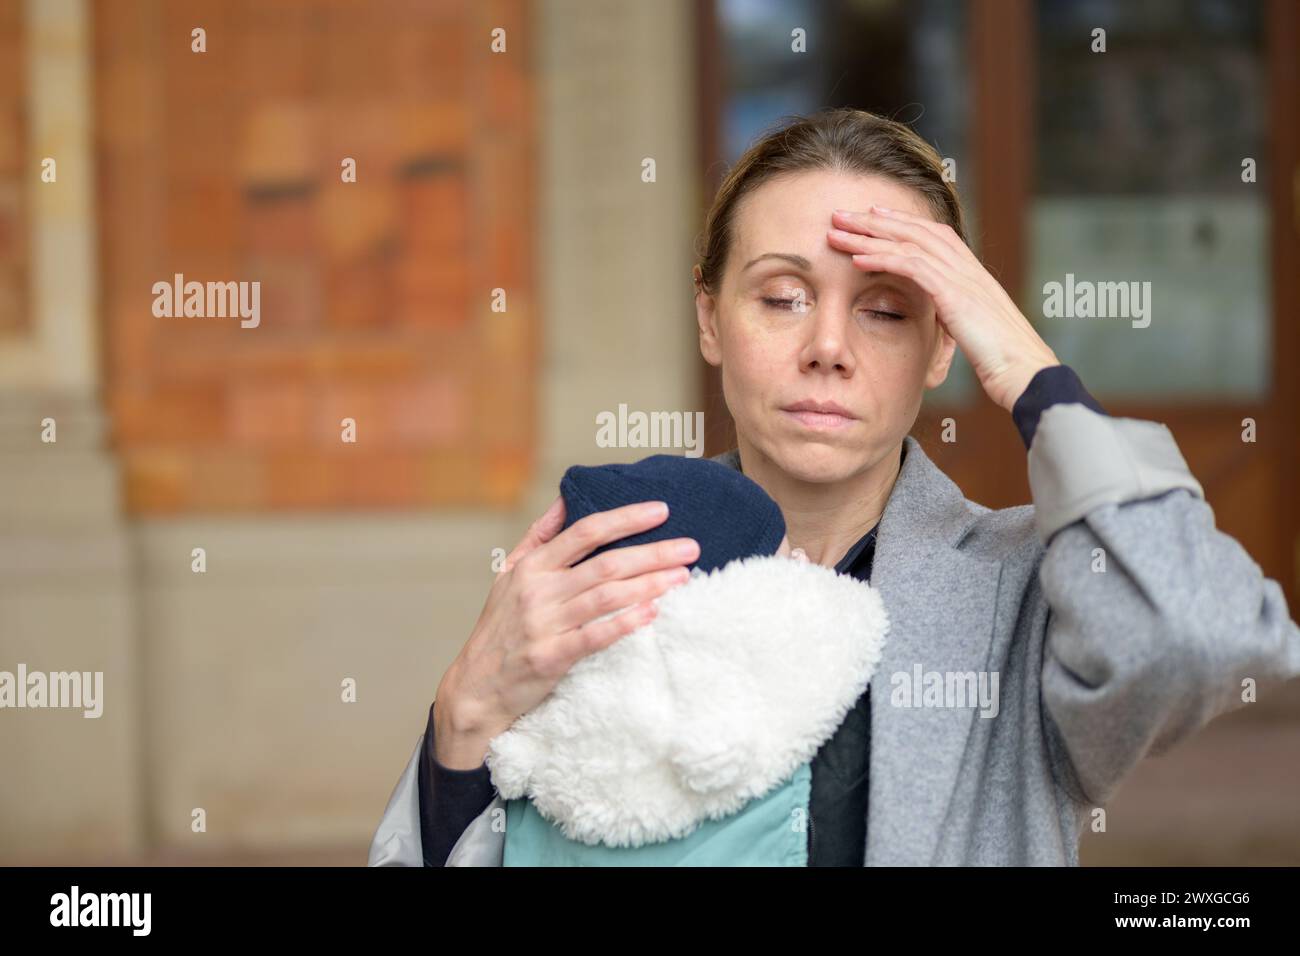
left=710, top=437, right=1005, bottom=865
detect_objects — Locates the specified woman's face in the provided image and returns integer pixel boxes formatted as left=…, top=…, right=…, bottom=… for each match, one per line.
left=696, top=169, right=955, bottom=483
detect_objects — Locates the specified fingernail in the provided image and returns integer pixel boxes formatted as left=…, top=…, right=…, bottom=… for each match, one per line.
left=645, top=501, right=668, bottom=517
left=675, top=539, right=698, bottom=558
left=873, top=205, right=894, bottom=214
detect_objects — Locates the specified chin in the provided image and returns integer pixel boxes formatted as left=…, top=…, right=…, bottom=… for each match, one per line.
left=766, top=437, right=865, bottom=483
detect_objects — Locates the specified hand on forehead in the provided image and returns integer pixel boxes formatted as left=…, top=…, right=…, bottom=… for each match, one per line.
left=731, top=169, right=937, bottom=302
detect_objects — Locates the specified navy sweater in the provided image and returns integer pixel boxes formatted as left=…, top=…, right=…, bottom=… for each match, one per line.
left=418, top=364, right=1105, bottom=865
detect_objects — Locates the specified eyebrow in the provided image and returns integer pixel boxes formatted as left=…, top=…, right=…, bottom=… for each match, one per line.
left=742, top=252, right=811, bottom=272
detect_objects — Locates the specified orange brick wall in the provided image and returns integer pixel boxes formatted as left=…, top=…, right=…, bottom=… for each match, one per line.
left=95, top=0, right=537, bottom=512
left=0, top=0, right=25, bottom=336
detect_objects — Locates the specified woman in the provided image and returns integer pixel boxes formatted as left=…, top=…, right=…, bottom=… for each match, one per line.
left=369, top=107, right=1300, bottom=866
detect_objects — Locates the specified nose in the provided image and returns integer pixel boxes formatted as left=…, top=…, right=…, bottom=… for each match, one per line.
left=798, top=299, right=856, bottom=376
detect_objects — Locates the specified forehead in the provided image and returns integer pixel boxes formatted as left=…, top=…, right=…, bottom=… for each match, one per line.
left=732, top=169, right=936, bottom=260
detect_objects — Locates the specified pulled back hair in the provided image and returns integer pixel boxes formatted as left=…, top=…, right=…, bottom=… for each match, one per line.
left=693, top=108, right=967, bottom=297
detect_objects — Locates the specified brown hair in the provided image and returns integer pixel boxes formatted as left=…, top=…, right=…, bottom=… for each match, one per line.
left=693, top=108, right=966, bottom=296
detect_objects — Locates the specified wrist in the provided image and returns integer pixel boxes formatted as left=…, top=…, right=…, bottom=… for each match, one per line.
left=1001, top=357, right=1060, bottom=413
left=434, top=669, right=491, bottom=735
left=432, top=674, right=500, bottom=770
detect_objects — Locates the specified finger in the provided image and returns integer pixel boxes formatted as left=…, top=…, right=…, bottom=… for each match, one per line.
left=837, top=206, right=975, bottom=265
left=551, top=596, right=660, bottom=665
left=830, top=208, right=969, bottom=273
left=829, top=231, right=943, bottom=266
left=538, top=499, right=674, bottom=571
left=550, top=533, right=699, bottom=607
left=551, top=563, right=691, bottom=635
left=502, top=495, right=566, bottom=572
left=848, top=249, right=959, bottom=314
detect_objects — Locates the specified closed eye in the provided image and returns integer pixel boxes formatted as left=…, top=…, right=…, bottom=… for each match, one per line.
left=761, top=297, right=905, bottom=321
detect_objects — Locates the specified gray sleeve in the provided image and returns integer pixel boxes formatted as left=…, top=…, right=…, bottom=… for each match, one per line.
left=367, top=736, right=426, bottom=866
left=367, top=732, right=507, bottom=867
left=444, top=795, right=508, bottom=866
left=1029, top=403, right=1300, bottom=806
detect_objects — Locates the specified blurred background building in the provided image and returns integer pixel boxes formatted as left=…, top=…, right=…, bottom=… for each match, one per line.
left=0, top=0, right=1296, bottom=865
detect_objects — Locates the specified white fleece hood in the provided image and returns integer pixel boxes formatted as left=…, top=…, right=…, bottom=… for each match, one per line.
left=484, top=552, right=890, bottom=848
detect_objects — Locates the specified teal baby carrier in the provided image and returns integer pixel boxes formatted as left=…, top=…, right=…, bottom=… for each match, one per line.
left=486, top=554, right=888, bottom=866
left=502, top=761, right=812, bottom=866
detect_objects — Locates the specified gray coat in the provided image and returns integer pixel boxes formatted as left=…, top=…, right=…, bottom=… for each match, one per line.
left=368, top=402, right=1300, bottom=865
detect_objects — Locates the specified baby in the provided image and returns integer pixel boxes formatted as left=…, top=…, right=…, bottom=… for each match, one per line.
left=484, top=452, right=888, bottom=865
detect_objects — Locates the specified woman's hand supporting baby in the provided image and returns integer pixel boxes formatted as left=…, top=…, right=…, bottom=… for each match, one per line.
left=431, top=497, right=700, bottom=769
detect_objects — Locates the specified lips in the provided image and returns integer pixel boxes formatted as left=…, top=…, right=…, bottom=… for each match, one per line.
left=783, top=399, right=856, bottom=418
left=781, top=400, right=857, bottom=430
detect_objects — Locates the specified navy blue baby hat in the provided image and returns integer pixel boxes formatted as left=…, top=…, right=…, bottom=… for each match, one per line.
left=559, top=453, right=786, bottom=574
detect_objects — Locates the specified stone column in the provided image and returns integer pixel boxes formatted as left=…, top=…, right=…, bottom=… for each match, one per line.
left=0, top=0, right=142, bottom=860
